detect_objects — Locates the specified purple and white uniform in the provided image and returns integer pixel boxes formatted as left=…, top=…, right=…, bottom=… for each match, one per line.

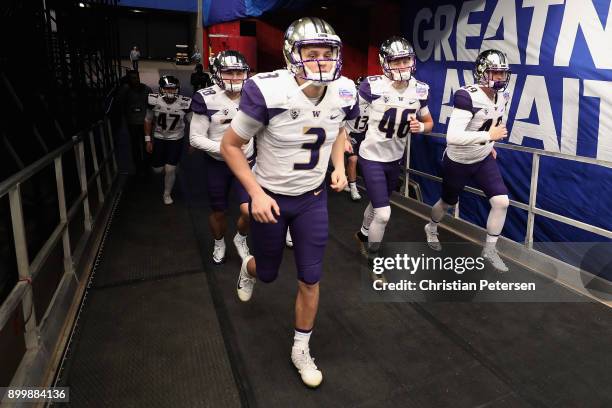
left=357, top=75, right=430, bottom=208
left=441, top=85, right=510, bottom=205
left=231, top=69, right=359, bottom=284
left=146, top=94, right=191, bottom=166
left=344, top=99, right=368, bottom=157
left=190, top=85, right=254, bottom=210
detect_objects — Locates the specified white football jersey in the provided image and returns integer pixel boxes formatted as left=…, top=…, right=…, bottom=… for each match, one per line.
left=147, top=94, right=191, bottom=140
left=236, top=69, right=359, bottom=196
left=344, top=99, right=369, bottom=134
left=358, top=75, right=430, bottom=162
left=446, top=85, right=511, bottom=164
left=190, top=85, right=254, bottom=160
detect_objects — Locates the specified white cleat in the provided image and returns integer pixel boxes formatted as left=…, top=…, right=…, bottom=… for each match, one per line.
left=233, top=233, right=250, bottom=261
left=424, top=224, right=442, bottom=251
left=286, top=230, right=293, bottom=248
left=482, top=245, right=509, bottom=273
left=163, top=194, right=174, bottom=205
left=350, top=188, right=361, bottom=201
left=212, top=240, right=226, bottom=264
left=291, top=347, right=323, bottom=388
left=237, top=255, right=256, bottom=302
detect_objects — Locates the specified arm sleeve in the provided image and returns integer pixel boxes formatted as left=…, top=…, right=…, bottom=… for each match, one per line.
left=341, top=92, right=360, bottom=124
left=230, top=110, right=265, bottom=141
left=418, top=92, right=430, bottom=118
left=189, top=92, right=208, bottom=115
left=345, top=95, right=370, bottom=133
left=189, top=114, right=219, bottom=153
left=238, top=79, right=269, bottom=124
left=358, top=80, right=376, bottom=104
left=446, top=108, right=490, bottom=145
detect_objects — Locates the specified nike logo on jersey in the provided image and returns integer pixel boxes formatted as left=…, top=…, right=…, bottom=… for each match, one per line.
left=330, top=114, right=340, bottom=120
left=313, top=189, right=323, bottom=196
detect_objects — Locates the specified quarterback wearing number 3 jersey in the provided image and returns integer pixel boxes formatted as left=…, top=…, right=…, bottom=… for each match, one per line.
left=425, top=49, right=512, bottom=273
left=220, top=17, right=359, bottom=388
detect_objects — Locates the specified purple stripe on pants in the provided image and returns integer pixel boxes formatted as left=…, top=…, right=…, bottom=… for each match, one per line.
left=249, top=185, right=328, bottom=284
left=358, top=156, right=402, bottom=208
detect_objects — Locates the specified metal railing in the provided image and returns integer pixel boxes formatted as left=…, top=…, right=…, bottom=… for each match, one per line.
left=403, top=133, right=612, bottom=247
left=0, top=119, right=117, bottom=388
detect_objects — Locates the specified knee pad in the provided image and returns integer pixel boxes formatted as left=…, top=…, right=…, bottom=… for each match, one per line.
left=297, top=263, right=322, bottom=285
left=152, top=166, right=164, bottom=174
left=373, top=206, right=391, bottom=224
left=490, top=195, right=509, bottom=210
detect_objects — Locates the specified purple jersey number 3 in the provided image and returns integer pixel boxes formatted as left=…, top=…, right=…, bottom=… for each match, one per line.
left=294, top=128, right=326, bottom=170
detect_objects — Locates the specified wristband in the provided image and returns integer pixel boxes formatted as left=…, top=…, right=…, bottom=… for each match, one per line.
left=144, top=135, right=152, bottom=142
left=418, top=122, right=425, bottom=133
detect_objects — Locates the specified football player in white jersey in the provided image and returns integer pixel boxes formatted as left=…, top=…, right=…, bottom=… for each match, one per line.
left=353, top=37, right=433, bottom=264
left=189, top=51, right=254, bottom=264
left=144, top=75, right=192, bottom=204
left=424, top=49, right=511, bottom=272
left=220, top=17, right=359, bottom=388
left=343, top=76, right=368, bottom=201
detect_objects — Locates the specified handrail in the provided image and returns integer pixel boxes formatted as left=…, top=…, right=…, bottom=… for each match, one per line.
left=425, top=132, right=612, bottom=168
left=404, top=132, right=612, bottom=245
left=0, top=121, right=104, bottom=199
left=0, top=118, right=118, bottom=390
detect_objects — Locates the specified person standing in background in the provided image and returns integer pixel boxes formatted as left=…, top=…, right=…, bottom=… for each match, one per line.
left=190, top=63, right=213, bottom=94
left=191, top=47, right=202, bottom=64
left=130, top=46, right=140, bottom=71
left=117, top=70, right=152, bottom=176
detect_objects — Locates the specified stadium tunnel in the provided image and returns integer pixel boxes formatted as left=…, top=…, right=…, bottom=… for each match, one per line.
left=1, top=0, right=611, bottom=407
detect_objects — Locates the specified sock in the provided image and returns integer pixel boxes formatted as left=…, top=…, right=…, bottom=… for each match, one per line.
left=235, top=231, right=247, bottom=241
left=368, top=206, right=391, bottom=246
left=485, top=234, right=499, bottom=244
left=214, top=238, right=225, bottom=248
left=349, top=181, right=357, bottom=191
left=293, top=328, right=312, bottom=350
left=426, top=219, right=439, bottom=232
left=487, top=195, right=509, bottom=239
left=163, top=164, right=176, bottom=196
left=361, top=202, right=374, bottom=236
left=430, top=199, right=452, bottom=227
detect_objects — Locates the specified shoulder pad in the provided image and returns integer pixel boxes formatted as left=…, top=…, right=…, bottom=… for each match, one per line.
left=147, top=93, right=159, bottom=105
left=415, top=81, right=429, bottom=99
left=335, top=76, right=358, bottom=106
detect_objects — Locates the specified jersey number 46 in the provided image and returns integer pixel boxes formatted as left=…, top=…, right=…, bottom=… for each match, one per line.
left=379, top=108, right=416, bottom=139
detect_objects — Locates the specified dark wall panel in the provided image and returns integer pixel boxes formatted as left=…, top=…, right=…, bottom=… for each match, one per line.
left=119, top=14, right=148, bottom=58
left=148, top=16, right=191, bottom=59
left=118, top=10, right=193, bottom=59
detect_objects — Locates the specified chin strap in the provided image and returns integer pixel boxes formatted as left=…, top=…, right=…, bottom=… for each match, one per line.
left=299, top=80, right=314, bottom=90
